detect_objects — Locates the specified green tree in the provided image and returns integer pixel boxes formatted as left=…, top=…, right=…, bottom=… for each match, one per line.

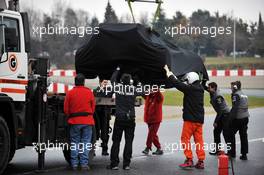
left=235, top=18, right=251, bottom=52
left=254, top=13, right=264, bottom=56
left=152, top=8, right=172, bottom=41
left=171, top=11, right=194, bottom=50
left=91, top=16, right=99, bottom=28
left=213, top=14, right=233, bottom=55
left=190, top=9, right=217, bottom=55
left=103, top=1, right=118, bottom=23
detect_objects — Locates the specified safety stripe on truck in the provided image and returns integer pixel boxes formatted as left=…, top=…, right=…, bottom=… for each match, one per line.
left=0, top=79, right=28, bottom=85
left=0, top=88, right=26, bottom=94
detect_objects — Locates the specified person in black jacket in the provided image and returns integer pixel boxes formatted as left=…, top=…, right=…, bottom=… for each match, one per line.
left=204, top=82, right=230, bottom=155
left=229, top=81, right=250, bottom=160
left=107, top=67, right=147, bottom=170
left=164, top=65, right=205, bottom=170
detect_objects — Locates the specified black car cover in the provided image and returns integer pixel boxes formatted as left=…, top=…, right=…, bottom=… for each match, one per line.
left=75, top=23, right=208, bottom=85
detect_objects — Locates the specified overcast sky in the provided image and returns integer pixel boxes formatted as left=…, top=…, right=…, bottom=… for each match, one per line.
left=20, top=0, right=263, bottom=23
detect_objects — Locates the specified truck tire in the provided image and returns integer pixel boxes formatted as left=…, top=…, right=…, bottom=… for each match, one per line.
left=0, top=116, right=10, bottom=175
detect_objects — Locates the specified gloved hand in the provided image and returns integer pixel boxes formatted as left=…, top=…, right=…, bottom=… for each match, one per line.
left=116, top=66, right=120, bottom=71
left=164, top=65, right=174, bottom=78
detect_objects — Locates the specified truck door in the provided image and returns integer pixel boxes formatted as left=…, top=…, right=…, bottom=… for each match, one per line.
left=0, top=15, right=28, bottom=102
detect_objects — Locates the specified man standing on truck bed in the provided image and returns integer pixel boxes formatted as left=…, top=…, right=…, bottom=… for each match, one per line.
left=64, top=73, right=96, bottom=171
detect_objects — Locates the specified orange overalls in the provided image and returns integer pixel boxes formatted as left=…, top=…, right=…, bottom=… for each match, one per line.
left=181, top=121, right=205, bottom=161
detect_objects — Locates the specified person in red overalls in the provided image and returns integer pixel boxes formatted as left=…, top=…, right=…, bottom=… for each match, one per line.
left=142, top=91, right=164, bottom=155
left=64, top=73, right=95, bottom=171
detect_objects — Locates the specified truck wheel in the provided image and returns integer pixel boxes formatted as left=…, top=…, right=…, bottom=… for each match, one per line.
left=0, top=116, right=10, bottom=175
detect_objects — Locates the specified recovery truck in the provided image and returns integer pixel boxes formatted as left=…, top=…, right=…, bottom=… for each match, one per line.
left=0, top=0, right=80, bottom=173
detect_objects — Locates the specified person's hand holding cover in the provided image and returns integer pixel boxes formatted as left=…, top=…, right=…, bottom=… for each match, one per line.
left=164, top=65, right=176, bottom=78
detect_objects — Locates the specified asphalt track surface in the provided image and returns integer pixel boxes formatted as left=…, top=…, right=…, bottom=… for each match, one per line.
left=5, top=108, right=264, bottom=175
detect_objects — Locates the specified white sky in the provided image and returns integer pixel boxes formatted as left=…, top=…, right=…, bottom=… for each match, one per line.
left=20, top=0, right=264, bottom=23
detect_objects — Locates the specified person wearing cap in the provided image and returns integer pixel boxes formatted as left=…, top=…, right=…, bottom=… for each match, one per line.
left=229, top=81, right=249, bottom=160
left=164, top=65, right=205, bottom=170
left=64, top=73, right=95, bottom=170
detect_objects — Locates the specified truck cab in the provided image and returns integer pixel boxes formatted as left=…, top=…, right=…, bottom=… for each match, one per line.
left=0, top=7, right=34, bottom=174
left=0, top=9, right=30, bottom=102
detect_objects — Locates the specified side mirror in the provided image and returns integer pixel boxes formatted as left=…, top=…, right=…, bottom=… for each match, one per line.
left=0, top=24, right=8, bottom=63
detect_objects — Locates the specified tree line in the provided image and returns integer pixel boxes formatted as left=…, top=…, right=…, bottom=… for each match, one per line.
left=22, top=1, right=264, bottom=68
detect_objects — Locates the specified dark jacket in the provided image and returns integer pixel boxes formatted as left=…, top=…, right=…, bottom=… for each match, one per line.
left=111, top=70, right=145, bottom=120
left=169, top=75, right=204, bottom=124
left=230, top=90, right=250, bottom=121
left=208, top=90, right=230, bottom=123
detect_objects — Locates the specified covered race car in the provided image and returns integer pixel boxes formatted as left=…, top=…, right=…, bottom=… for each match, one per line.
left=75, top=23, right=208, bottom=85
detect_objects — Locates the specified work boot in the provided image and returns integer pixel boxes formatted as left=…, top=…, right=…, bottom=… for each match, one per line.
left=102, top=150, right=109, bottom=156
left=142, top=147, right=151, bottom=155
left=240, top=154, right=248, bottom=160
left=80, top=165, right=90, bottom=171
left=106, top=165, right=119, bottom=170
left=152, top=148, right=163, bottom=155
left=195, top=160, right=204, bottom=169
left=123, top=165, right=130, bottom=170
left=179, top=159, right=193, bottom=169
left=71, top=166, right=78, bottom=171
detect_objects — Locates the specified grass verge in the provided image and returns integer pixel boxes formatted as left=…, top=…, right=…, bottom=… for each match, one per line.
left=163, top=90, right=264, bottom=108
left=205, top=57, right=264, bottom=69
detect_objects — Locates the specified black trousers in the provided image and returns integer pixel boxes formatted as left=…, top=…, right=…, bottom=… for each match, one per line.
left=95, top=107, right=111, bottom=152
left=213, top=114, right=230, bottom=151
left=230, top=118, right=249, bottom=156
left=110, top=119, right=135, bottom=167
